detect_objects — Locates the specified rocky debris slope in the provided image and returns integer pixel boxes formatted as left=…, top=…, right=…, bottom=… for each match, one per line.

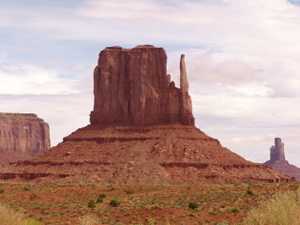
left=0, top=46, right=291, bottom=183
left=1, top=125, right=284, bottom=183
left=0, top=113, right=50, bottom=163
left=265, top=138, right=300, bottom=181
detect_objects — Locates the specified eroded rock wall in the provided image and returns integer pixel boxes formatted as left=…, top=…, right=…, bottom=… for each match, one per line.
left=0, top=113, right=50, bottom=161
left=90, top=45, right=195, bottom=126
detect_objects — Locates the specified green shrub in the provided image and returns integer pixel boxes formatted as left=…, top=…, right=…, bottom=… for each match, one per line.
left=96, top=194, right=106, bottom=203
left=246, top=186, right=255, bottom=196
left=110, top=198, right=120, bottom=207
left=188, top=202, right=199, bottom=210
left=228, top=207, right=239, bottom=213
left=88, top=200, right=96, bottom=209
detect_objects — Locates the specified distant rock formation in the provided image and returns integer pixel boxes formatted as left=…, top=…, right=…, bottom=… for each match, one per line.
left=265, top=138, right=300, bottom=181
left=90, top=45, right=195, bottom=126
left=0, top=113, right=50, bottom=162
left=270, top=138, right=286, bottom=162
left=0, top=45, right=291, bottom=183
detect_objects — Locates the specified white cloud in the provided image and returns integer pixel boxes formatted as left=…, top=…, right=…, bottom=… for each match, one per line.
left=0, top=63, right=79, bottom=95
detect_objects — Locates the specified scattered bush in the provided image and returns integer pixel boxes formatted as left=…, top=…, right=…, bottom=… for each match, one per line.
left=228, top=207, right=239, bottom=214
left=110, top=198, right=120, bottom=207
left=23, top=186, right=32, bottom=192
left=188, top=202, right=199, bottom=210
left=246, top=185, right=255, bottom=196
left=242, top=188, right=300, bottom=225
left=87, top=200, right=96, bottom=209
left=95, top=194, right=106, bottom=203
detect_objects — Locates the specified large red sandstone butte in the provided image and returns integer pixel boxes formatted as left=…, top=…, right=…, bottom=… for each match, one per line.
left=0, top=113, right=50, bottom=163
left=0, top=46, right=291, bottom=183
left=90, top=45, right=194, bottom=126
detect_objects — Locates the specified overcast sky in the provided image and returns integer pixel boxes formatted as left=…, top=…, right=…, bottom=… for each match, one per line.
left=1, top=0, right=300, bottom=166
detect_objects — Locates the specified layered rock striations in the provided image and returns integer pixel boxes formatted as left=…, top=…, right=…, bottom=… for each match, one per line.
left=0, top=113, right=50, bottom=162
left=0, top=45, right=291, bottom=183
left=90, top=45, right=194, bottom=126
left=265, top=138, right=300, bottom=181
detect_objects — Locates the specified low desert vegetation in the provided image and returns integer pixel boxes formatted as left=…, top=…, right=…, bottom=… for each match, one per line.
left=188, top=202, right=199, bottom=210
left=0, top=204, right=42, bottom=225
left=95, top=193, right=106, bottom=203
left=1, top=182, right=299, bottom=225
left=87, top=200, right=96, bottom=209
left=109, top=198, right=121, bottom=207
left=242, top=187, right=300, bottom=225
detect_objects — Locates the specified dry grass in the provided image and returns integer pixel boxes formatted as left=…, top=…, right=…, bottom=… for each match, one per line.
left=0, top=204, right=42, bottom=225
left=79, top=215, right=100, bottom=225
left=0, top=204, right=24, bottom=225
left=242, top=188, right=300, bottom=225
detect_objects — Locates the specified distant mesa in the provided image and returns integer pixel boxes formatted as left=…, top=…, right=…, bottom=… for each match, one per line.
left=265, top=138, right=300, bottom=181
left=0, top=113, right=50, bottom=163
left=0, top=45, right=291, bottom=183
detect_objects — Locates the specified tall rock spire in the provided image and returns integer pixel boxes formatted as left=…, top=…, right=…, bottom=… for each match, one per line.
left=179, top=54, right=195, bottom=125
left=180, top=54, right=189, bottom=93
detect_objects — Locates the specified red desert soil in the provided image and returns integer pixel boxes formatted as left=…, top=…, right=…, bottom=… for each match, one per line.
left=0, top=181, right=298, bottom=225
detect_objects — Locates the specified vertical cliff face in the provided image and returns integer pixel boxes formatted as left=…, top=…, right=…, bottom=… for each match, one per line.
left=90, top=45, right=195, bottom=126
left=0, top=113, right=50, bottom=161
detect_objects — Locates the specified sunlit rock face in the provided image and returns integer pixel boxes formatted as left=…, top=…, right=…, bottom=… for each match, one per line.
left=0, top=113, right=50, bottom=162
left=90, top=45, right=195, bottom=127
